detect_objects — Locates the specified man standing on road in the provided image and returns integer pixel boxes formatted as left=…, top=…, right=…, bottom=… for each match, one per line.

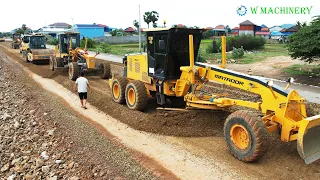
left=74, top=71, right=90, bottom=109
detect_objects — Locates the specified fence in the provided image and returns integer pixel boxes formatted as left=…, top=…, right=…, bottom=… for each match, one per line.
left=93, top=35, right=146, bottom=44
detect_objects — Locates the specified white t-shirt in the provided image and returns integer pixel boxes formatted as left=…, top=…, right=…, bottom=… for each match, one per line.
left=75, top=77, right=88, bottom=93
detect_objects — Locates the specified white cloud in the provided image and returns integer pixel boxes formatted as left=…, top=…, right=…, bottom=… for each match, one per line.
left=0, top=0, right=318, bottom=32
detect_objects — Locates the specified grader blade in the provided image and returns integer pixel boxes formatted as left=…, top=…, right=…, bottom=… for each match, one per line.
left=297, top=115, right=320, bottom=164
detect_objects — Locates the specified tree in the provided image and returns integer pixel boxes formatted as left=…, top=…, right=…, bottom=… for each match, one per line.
left=143, top=12, right=152, bottom=28
left=226, top=25, right=232, bottom=35
left=287, top=16, right=320, bottom=63
left=143, top=11, right=159, bottom=28
left=67, top=25, right=72, bottom=29
left=133, top=20, right=139, bottom=30
left=22, top=24, right=27, bottom=31
left=295, top=21, right=307, bottom=30
left=150, top=11, right=159, bottom=28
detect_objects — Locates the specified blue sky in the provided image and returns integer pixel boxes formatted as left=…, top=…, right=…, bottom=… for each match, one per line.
left=0, top=0, right=318, bottom=32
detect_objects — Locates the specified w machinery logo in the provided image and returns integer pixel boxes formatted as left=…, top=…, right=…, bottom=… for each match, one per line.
left=237, top=5, right=247, bottom=16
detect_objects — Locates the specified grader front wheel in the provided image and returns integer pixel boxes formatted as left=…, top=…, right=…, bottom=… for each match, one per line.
left=224, top=110, right=269, bottom=162
left=125, top=80, right=148, bottom=111
left=112, top=77, right=128, bottom=104
left=69, top=62, right=79, bottom=81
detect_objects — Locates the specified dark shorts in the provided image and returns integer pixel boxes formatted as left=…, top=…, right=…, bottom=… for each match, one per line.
left=78, top=92, right=87, bottom=100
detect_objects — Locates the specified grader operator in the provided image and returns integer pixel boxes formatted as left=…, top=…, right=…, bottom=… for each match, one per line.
left=21, top=33, right=54, bottom=64
left=109, top=28, right=320, bottom=164
left=50, top=32, right=110, bottom=80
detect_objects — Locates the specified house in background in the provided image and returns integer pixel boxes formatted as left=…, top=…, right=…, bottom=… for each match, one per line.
left=124, top=27, right=135, bottom=33
left=213, top=25, right=227, bottom=36
left=72, top=24, right=104, bottom=39
left=239, top=20, right=256, bottom=35
left=47, top=22, right=71, bottom=29
left=256, top=27, right=270, bottom=39
left=231, top=27, right=239, bottom=36
left=270, top=24, right=297, bottom=39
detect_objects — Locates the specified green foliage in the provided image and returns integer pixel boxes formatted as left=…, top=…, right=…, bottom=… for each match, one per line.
left=231, top=46, right=244, bottom=59
left=143, top=11, right=159, bottom=28
left=133, top=20, right=139, bottom=30
left=202, top=30, right=214, bottom=39
left=287, top=16, right=320, bottom=63
left=96, top=43, right=112, bottom=53
left=80, top=38, right=96, bottom=48
left=228, top=35, right=266, bottom=50
left=47, top=38, right=59, bottom=45
left=206, top=40, right=219, bottom=53
left=196, top=51, right=206, bottom=62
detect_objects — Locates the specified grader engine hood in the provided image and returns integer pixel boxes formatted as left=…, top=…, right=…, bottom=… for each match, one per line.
left=297, top=114, right=320, bottom=164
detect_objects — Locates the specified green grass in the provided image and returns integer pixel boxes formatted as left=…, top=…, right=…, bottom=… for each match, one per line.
left=199, top=41, right=289, bottom=64
left=283, top=64, right=320, bottom=76
left=90, top=40, right=289, bottom=64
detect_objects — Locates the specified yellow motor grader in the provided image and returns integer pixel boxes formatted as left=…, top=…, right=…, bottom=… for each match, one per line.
left=108, top=28, right=320, bottom=164
left=50, top=32, right=110, bottom=80
left=21, top=33, right=54, bottom=64
left=11, top=33, right=21, bottom=49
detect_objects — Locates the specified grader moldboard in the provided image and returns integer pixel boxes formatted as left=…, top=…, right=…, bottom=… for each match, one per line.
left=21, top=33, right=54, bottom=64
left=109, top=27, right=320, bottom=164
left=50, top=32, right=111, bottom=80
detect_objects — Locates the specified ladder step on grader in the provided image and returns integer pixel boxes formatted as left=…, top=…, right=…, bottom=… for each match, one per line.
left=108, top=28, right=320, bottom=164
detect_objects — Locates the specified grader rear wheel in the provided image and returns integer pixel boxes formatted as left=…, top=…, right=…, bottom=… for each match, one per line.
left=112, top=77, right=128, bottom=104
left=224, top=110, right=269, bottom=162
left=69, top=62, right=79, bottom=81
left=99, top=62, right=111, bottom=79
left=125, top=80, right=148, bottom=111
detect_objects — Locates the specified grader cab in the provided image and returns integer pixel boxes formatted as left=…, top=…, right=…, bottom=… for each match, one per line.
left=50, top=32, right=110, bottom=80
left=109, top=27, right=320, bottom=164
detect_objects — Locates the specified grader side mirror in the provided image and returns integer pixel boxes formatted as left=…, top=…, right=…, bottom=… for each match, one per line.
left=159, top=40, right=165, bottom=51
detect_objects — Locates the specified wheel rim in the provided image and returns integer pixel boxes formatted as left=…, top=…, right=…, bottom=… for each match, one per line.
left=230, top=124, right=250, bottom=150
left=113, top=83, right=120, bottom=99
left=128, top=87, right=136, bottom=106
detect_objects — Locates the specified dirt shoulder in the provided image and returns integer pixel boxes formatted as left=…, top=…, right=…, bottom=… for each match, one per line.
left=0, top=46, right=176, bottom=179
left=225, top=56, right=320, bottom=86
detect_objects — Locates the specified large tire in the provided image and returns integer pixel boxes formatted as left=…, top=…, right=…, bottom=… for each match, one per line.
left=55, top=57, right=64, bottom=68
left=68, top=62, right=79, bottom=81
left=99, top=62, right=111, bottom=79
left=49, top=57, right=54, bottom=71
left=111, top=77, right=128, bottom=104
left=224, top=110, right=269, bottom=162
left=125, top=80, right=148, bottom=111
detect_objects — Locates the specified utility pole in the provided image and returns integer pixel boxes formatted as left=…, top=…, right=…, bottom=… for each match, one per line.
left=71, top=18, right=75, bottom=32
left=138, top=4, right=141, bottom=52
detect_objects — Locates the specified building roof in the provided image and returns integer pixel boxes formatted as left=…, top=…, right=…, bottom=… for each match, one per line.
left=205, top=27, right=213, bottom=30
left=214, top=25, right=225, bottom=29
left=239, top=20, right=255, bottom=26
left=281, top=24, right=295, bottom=29
left=49, top=22, right=70, bottom=27
left=74, top=24, right=104, bottom=28
left=124, top=27, right=135, bottom=32
left=260, top=24, right=268, bottom=28
left=261, top=27, right=269, bottom=31
left=256, top=31, right=270, bottom=35
left=97, top=24, right=107, bottom=27
left=232, top=27, right=239, bottom=30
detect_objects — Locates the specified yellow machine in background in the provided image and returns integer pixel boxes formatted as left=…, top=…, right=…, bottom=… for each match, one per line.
left=11, top=33, right=21, bottom=49
left=109, top=28, right=320, bottom=164
left=0, top=32, right=5, bottom=42
left=50, top=32, right=111, bottom=80
left=20, top=34, right=31, bottom=53
left=21, top=33, right=54, bottom=64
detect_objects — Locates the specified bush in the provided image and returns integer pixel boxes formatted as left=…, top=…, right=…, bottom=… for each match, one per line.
left=47, top=38, right=59, bottom=45
left=96, top=43, right=111, bottom=53
left=231, top=47, right=244, bottom=59
left=80, top=38, right=96, bottom=49
left=197, top=52, right=206, bottom=62
left=230, top=35, right=266, bottom=50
